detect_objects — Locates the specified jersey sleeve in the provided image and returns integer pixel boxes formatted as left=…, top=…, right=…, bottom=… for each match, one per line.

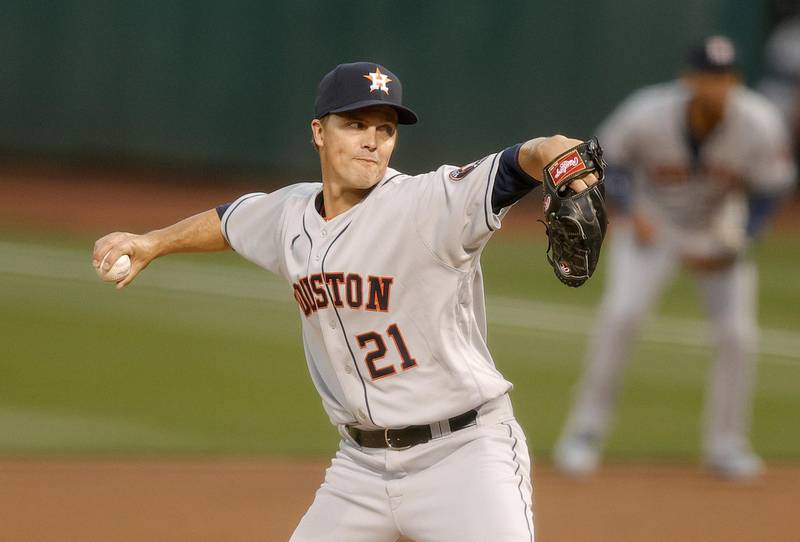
left=412, top=147, right=534, bottom=268
left=595, top=90, right=656, bottom=213
left=596, top=90, right=650, bottom=168
left=744, top=109, right=797, bottom=195
left=219, top=184, right=302, bottom=276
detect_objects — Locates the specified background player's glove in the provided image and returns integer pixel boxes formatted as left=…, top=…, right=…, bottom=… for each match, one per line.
left=541, top=138, right=608, bottom=287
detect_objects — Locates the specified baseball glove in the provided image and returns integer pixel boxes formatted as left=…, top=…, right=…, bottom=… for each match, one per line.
left=540, top=138, right=608, bottom=287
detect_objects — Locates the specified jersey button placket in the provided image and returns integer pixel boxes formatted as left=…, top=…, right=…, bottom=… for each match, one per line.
left=317, top=229, right=327, bottom=261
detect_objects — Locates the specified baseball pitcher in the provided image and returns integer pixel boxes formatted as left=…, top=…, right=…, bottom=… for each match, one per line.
left=93, top=62, right=606, bottom=541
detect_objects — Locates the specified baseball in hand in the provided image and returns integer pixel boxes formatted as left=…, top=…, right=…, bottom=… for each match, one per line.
left=96, top=254, right=131, bottom=282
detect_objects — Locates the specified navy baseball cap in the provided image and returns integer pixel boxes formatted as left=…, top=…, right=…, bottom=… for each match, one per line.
left=314, top=62, right=418, bottom=125
left=687, top=35, right=737, bottom=73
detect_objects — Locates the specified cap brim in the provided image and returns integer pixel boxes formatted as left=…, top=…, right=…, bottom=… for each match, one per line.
left=328, top=99, right=418, bottom=125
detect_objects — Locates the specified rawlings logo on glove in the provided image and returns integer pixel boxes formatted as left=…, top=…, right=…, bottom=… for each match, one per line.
left=548, top=150, right=585, bottom=185
left=540, top=138, right=608, bottom=287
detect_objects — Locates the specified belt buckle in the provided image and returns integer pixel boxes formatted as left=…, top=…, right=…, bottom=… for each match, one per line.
left=384, top=428, right=413, bottom=450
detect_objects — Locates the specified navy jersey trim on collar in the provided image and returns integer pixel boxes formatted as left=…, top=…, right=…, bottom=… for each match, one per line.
left=313, top=173, right=402, bottom=220
left=378, top=172, right=404, bottom=189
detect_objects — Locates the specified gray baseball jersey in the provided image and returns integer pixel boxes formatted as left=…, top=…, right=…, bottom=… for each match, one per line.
left=220, top=151, right=533, bottom=429
left=598, top=81, right=795, bottom=256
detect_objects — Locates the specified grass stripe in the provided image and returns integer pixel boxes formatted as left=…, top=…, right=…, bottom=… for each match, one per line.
left=2, top=240, right=799, bottom=362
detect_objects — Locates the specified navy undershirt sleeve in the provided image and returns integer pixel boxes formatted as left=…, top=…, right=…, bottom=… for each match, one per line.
left=491, top=144, right=540, bottom=214
left=603, top=165, right=633, bottom=213
left=216, top=203, right=231, bottom=219
left=746, top=193, right=782, bottom=238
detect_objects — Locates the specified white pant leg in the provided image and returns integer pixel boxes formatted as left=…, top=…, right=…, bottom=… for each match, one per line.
left=392, top=417, right=534, bottom=542
left=694, top=259, right=759, bottom=456
left=561, top=225, right=678, bottom=441
left=292, top=395, right=531, bottom=542
left=290, top=444, right=401, bottom=542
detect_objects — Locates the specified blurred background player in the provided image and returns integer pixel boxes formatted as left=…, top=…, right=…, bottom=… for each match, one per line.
left=553, top=35, right=796, bottom=480
left=759, top=9, right=800, bottom=155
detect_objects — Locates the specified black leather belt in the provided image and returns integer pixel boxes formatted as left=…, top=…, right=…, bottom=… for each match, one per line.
left=346, top=409, right=478, bottom=450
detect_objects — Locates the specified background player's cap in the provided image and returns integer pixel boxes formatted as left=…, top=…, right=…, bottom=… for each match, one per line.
left=314, top=62, right=418, bottom=125
left=686, top=35, right=737, bottom=73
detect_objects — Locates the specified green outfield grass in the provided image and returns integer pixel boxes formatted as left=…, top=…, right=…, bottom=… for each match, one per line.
left=1, top=228, right=798, bottom=460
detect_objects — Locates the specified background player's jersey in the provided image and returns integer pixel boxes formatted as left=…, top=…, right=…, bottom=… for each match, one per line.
left=759, top=17, right=800, bottom=123
left=221, top=152, right=531, bottom=428
left=598, top=81, right=795, bottom=256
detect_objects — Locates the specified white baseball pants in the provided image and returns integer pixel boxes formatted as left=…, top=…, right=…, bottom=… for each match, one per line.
left=290, top=394, right=534, bottom=541
left=560, top=224, right=759, bottom=457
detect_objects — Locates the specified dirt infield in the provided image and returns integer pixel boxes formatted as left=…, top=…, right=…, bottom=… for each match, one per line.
left=1, top=458, right=798, bottom=541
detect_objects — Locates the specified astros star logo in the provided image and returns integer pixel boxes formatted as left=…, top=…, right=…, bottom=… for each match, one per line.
left=363, top=67, right=392, bottom=94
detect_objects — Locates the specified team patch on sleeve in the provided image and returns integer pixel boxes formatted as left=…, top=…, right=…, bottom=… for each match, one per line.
left=449, top=156, right=489, bottom=181
left=547, top=149, right=586, bottom=186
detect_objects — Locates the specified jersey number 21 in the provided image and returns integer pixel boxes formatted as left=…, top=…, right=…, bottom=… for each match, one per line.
left=356, top=324, right=417, bottom=380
